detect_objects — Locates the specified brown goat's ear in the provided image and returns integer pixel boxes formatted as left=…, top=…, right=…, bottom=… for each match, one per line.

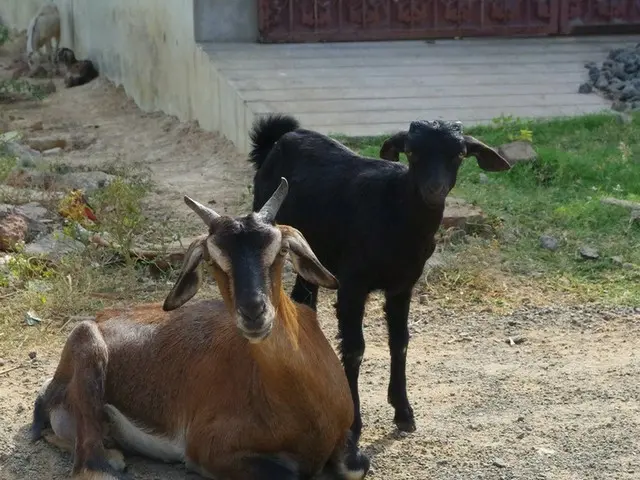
left=463, top=135, right=512, bottom=172
left=279, top=226, right=338, bottom=290
left=379, top=131, right=408, bottom=162
left=163, top=237, right=206, bottom=311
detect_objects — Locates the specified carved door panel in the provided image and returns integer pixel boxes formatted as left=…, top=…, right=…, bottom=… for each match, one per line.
left=256, top=0, right=636, bottom=42
left=559, top=0, right=640, bottom=33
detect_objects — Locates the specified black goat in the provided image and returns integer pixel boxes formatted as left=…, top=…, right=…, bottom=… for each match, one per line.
left=248, top=114, right=511, bottom=445
left=56, top=47, right=99, bottom=88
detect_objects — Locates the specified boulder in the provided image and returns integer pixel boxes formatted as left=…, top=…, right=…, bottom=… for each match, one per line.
left=497, top=141, right=537, bottom=165
left=442, top=197, right=486, bottom=231
left=0, top=214, right=28, bottom=251
left=58, top=171, right=116, bottom=193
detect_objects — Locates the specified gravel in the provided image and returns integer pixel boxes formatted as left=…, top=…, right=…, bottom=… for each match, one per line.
left=581, top=44, right=640, bottom=111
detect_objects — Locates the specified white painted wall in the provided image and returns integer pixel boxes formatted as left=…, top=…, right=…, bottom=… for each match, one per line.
left=0, top=0, right=253, bottom=153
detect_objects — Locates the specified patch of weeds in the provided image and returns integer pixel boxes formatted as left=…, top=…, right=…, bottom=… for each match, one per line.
left=333, top=112, right=640, bottom=306
left=86, top=177, right=151, bottom=265
left=0, top=25, right=9, bottom=46
left=0, top=79, right=49, bottom=102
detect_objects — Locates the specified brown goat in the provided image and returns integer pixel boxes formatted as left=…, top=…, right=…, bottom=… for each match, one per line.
left=30, top=178, right=370, bottom=480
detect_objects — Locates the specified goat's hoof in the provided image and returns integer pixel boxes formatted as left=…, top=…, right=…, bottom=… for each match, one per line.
left=393, top=409, right=416, bottom=433
left=106, top=449, right=126, bottom=472
left=345, top=448, right=370, bottom=479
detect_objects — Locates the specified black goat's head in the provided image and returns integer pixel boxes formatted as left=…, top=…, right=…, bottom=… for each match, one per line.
left=56, top=47, right=77, bottom=66
left=379, top=120, right=511, bottom=204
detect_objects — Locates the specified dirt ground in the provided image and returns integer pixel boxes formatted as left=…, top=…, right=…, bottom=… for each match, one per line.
left=1, top=47, right=640, bottom=480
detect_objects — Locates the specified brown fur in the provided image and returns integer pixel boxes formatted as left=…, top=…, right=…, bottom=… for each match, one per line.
left=33, top=217, right=358, bottom=479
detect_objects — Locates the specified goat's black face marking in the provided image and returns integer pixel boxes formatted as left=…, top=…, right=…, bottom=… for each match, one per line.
left=406, top=120, right=467, bottom=204
left=209, top=214, right=281, bottom=342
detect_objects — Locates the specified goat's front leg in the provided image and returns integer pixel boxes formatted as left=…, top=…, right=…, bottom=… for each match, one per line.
left=336, top=283, right=368, bottom=445
left=384, top=289, right=415, bottom=433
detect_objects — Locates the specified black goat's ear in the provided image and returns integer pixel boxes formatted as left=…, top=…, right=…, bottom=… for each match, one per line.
left=279, top=226, right=338, bottom=290
left=379, top=131, right=408, bottom=162
left=163, top=236, right=207, bottom=311
left=463, top=135, right=512, bottom=172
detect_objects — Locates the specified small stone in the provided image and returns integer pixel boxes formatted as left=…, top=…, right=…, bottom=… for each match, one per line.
left=28, top=351, right=37, bottom=360
left=26, top=136, right=68, bottom=152
left=58, top=171, right=116, bottom=193
left=0, top=358, right=5, bottom=367
left=611, top=256, right=625, bottom=266
left=493, top=458, right=507, bottom=468
left=497, top=141, right=537, bottom=165
left=419, top=294, right=429, bottom=305
left=4, top=141, right=42, bottom=166
left=539, top=235, right=559, bottom=251
left=42, top=147, right=62, bottom=157
left=436, top=459, right=449, bottom=466
left=595, top=76, right=610, bottom=89
left=0, top=214, right=28, bottom=251
left=578, top=83, right=593, bottom=94
left=29, top=121, right=43, bottom=131
left=579, top=246, right=599, bottom=260
left=620, top=84, right=640, bottom=101
left=479, top=173, right=489, bottom=184
left=24, top=231, right=85, bottom=260
left=442, top=197, right=486, bottom=231
left=614, top=112, right=633, bottom=124
left=623, top=263, right=635, bottom=270
left=612, top=100, right=628, bottom=112
left=537, top=447, right=556, bottom=456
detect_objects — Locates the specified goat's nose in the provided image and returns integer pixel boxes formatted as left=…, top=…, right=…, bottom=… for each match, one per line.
left=238, top=297, right=266, bottom=324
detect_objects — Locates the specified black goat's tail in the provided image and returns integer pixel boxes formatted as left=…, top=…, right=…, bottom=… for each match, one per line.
left=248, top=114, right=300, bottom=170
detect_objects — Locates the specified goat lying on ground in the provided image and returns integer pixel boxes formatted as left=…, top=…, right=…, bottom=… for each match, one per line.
left=56, top=47, right=99, bottom=88
left=31, top=178, right=369, bottom=480
left=249, top=115, right=511, bottom=444
left=26, top=2, right=60, bottom=67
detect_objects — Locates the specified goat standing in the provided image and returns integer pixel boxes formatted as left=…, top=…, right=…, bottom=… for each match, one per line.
left=26, top=3, right=60, bottom=67
left=248, top=115, right=511, bottom=444
left=31, top=178, right=369, bottom=480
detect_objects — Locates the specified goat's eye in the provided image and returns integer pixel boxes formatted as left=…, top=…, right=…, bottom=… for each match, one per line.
left=279, top=246, right=289, bottom=256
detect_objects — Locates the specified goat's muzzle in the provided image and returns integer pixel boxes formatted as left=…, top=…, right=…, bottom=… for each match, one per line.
left=236, top=296, right=273, bottom=343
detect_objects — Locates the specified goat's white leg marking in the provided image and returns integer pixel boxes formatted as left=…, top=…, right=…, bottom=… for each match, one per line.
left=104, top=404, right=185, bottom=463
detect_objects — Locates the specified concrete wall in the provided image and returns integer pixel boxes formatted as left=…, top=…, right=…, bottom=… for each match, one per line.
left=0, top=0, right=256, bottom=153
left=194, top=0, right=257, bottom=42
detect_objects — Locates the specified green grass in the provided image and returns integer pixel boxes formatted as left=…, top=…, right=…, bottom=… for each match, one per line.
left=335, top=113, right=640, bottom=306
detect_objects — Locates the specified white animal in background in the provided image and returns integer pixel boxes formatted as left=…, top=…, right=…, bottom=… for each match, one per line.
left=26, top=3, right=61, bottom=67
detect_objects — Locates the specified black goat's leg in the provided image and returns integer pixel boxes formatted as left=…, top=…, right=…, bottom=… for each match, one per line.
left=291, top=274, right=319, bottom=310
left=336, top=284, right=368, bottom=445
left=384, top=289, right=416, bottom=433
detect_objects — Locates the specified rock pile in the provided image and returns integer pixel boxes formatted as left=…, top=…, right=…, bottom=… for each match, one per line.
left=580, top=44, right=640, bottom=111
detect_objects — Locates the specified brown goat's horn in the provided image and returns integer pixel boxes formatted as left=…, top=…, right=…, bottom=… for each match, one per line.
left=184, top=196, right=220, bottom=228
left=257, top=177, right=289, bottom=223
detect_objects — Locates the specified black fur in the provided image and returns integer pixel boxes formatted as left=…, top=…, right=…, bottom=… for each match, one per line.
left=248, top=114, right=510, bottom=445
left=30, top=392, right=49, bottom=442
left=56, top=47, right=99, bottom=88
left=245, top=454, right=300, bottom=480
left=249, top=114, right=300, bottom=170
